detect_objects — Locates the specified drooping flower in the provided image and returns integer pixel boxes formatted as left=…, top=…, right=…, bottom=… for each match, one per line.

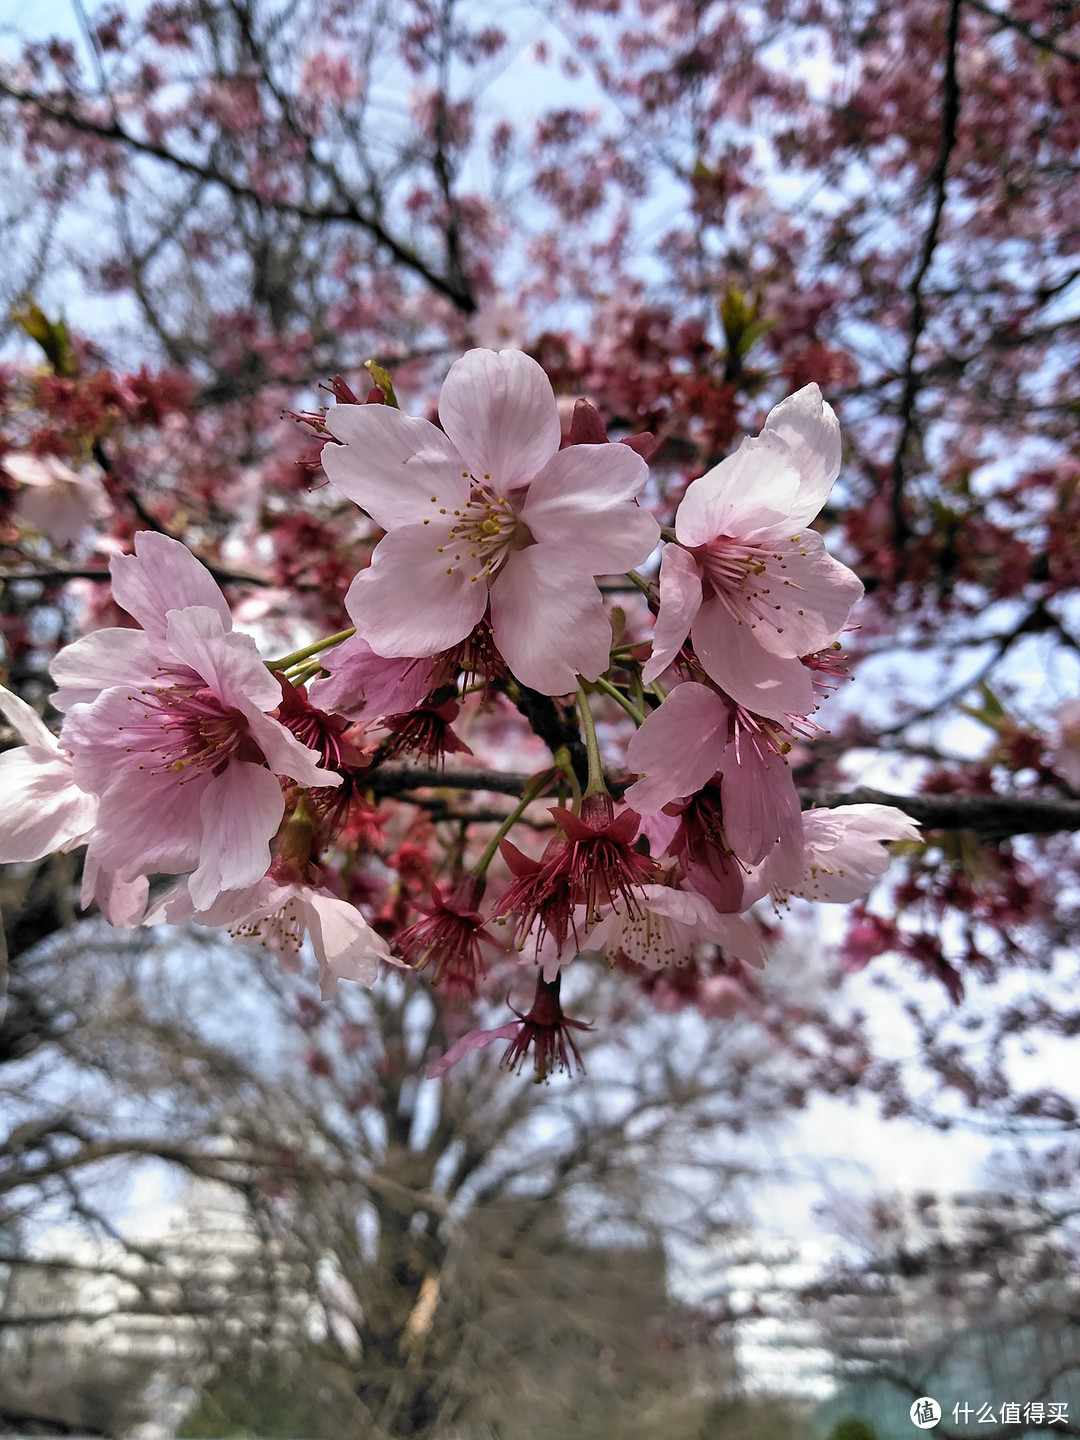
left=643, top=384, right=863, bottom=721
left=584, top=882, right=766, bottom=970
left=322, top=348, right=660, bottom=695
left=496, top=793, right=658, bottom=953
left=500, top=972, right=593, bottom=1081
left=398, top=875, right=502, bottom=992
left=624, top=681, right=803, bottom=874
left=150, top=873, right=395, bottom=997
left=749, top=804, right=921, bottom=905
left=53, top=532, right=339, bottom=910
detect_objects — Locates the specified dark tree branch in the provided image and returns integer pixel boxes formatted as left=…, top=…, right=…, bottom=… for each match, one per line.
left=965, top=0, right=1080, bottom=65
left=889, top=0, right=963, bottom=550
left=0, top=82, right=476, bottom=313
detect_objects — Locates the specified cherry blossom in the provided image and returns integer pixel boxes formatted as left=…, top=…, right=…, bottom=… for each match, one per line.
left=3, top=452, right=109, bottom=546
left=54, top=532, right=339, bottom=909
left=746, top=804, right=921, bottom=906
left=398, top=876, right=502, bottom=993
left=624, top=681, right=803, bottom=872
left=150, top=875, right=395, bottom=997
left=322, top=348, right=659, bottom=695
left=584, top=883, right=766, bottom=970
left=642, top=385, right=863, bottom=721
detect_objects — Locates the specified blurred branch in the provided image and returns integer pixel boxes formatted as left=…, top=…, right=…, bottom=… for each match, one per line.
left=0, top=82, right=476, bottom=313
left=889, top=0, right=962, bottom=550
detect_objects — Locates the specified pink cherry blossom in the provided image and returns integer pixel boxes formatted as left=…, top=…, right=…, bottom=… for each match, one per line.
left=55, top=532, right=339, bottom=910
left=642, top=384, right=863, bottom=721
left=322, top=348, right=659, bottom=695
left=306, top=635, right=435, bottom=724
left=624, top=681, right=803, bottom=871
left=151, top=876, right=395, bottom=997
left=745, top=804, right=921, bottom=906
left=3, top=452, right=110, bottom=545
left=584, top=882, right=766, bottom=969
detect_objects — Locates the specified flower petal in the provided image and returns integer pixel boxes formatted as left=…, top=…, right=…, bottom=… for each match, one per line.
left=0, top=684, right=58, bottom=751
left=348, top=524, right=487, bottom=658
left=642, top=543, right=703, bottom=684
left=624, top=682, right=730, bottom=814
left=80, top=852, right=149, bottom=928
left=718, top=738, right=802, bottom=869
left=302, top=891, right=394, bottom=996
left=243, top=707, right=342, bottom=787
left=49, top=628, right=162, bottom=711
left=110, top=532, right=232, bottom=641
left=675, top=431, right=799, bottom=547
left=322, top=405, right=469, bottom=529
left=164, top=607, right=282, bottom=712
left=189, top=761, right=284, bottom=910
left=489, top=547, right=611, bottom=694
left=691, top=598, right=815, bottom=722
left=307, top=637, right=435, bottom=723
left=763, top=383, right=842, bottom=528
left=521, top=443, right=659, bottom=572
left=741, top=527, right=863, bottom=658
left=438, top=349, right=561, bottom=490
left=426, top=1021, right=520, bottom=1080
left=86, top=768, right=205, bottom=880
left=0, top=748, right=96, bottom=862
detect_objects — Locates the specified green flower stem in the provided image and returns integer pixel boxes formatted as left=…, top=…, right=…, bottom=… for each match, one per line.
left=474, top=770, right=555, bottom=879
left=625, top=570, right=655, bottom=598
left=576, top=684, right=607, bottom=799
left=591, top=674, right=645, bottom=725
left=266, top=627, right=356, bottom=672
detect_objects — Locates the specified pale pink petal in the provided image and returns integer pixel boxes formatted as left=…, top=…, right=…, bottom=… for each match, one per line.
left=0, top=684, right=58, bottom=750
left=348, top=525, right=487, bottom=658
left=307, top=636, right=435, bottom=723
left=762, top=383, right=842, bottom=528
left=675, top=432, right=799, bottom=547
left=302, top=891, right=394, bottom=996
left=438, top=349, right=561, bottom=490
left=322, top=405, right=469, bottom=529
left=164, top=607, right=281, bottom=712
left=718, top=739, right=802, bottom=868
left=489, top=547, right=611, bottom=694
left=426, top=1021, right=520, bottom=1080
left=520, top=444, right=659, bottom=572
left=243, top=708, right=341, bottom=787
left=636, top=807, right=682, bottom=857
left=691, top=598, right=815, bottom=721
left=86, top=769, right=205, bottom=880
left=739, top=527, right=863, bottom=658
left=62, top=686, right=162, bottom=796
left=49, top=628, right=161, bottom=711
left=189, top=761, right=285, bottom=910
left=704, top=912, right=767, bottom=968
left=80, top=853, right=149, bottom=928
left=624, top=682, right=730, bottom=814
left=786, top=804, right=919, bottom=903
left=110, top=532, right=232, bottom=641
left=641, top=544, right=703, bottom=684
left=0, top=748, right=96, bottom=862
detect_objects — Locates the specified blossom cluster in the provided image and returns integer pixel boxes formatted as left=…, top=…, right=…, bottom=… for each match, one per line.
left=0, top=349, right=918, bottom=1077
